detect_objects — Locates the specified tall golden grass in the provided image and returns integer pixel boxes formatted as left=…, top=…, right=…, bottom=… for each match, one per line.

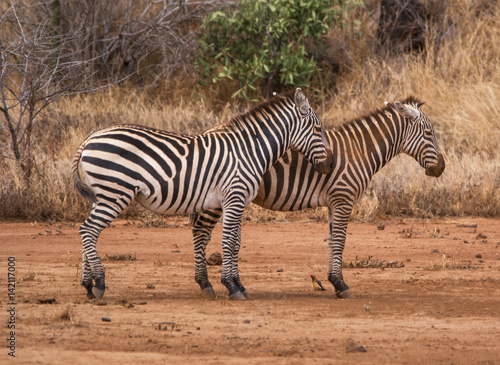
left=0, top=1, right=498, bottom=221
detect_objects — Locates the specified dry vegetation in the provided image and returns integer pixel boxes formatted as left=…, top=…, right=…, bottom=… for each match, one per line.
left=0, top=0, right=499, bottom=222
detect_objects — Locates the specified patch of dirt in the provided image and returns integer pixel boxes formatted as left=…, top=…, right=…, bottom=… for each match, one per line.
left=2, top=217, right=500, bottom=364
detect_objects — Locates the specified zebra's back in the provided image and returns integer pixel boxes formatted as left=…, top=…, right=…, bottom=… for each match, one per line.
left=77, top=124, right=234, bottom=214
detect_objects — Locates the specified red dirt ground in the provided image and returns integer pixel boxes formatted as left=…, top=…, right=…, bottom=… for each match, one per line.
left=2, top=217, right=500, bottom=364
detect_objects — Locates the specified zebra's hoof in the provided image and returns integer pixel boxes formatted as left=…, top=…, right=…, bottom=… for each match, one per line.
left=201, top=287, right=216, bottom=299
left=337, top=289, right=355, bottom=299
left=229, top=292, right=246, bottom=301
left=241, top=290, right=250, bottom=299
left=92, top=287, right=105, bottom=300
left=86, top=291, right=96, bottom=299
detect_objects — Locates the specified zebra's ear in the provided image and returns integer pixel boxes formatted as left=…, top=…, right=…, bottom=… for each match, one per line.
left=393, top=101, right=420, bottom=121
left=294, top=88, right=310, bottom=116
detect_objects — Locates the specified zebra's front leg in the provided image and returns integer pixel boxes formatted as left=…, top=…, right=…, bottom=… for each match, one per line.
left=229, top=237, right=249, bottom=299
left=192, top=209, right=223, bottom=298
left=327, top=205, right=355, bottom=299
left=220, top=200, right=247, bottom=301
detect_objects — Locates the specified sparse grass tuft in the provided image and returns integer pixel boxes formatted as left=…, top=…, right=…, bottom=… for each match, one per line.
left=22, top=272, right=36, bottom=281
left=23, top=303, right=84, bottom=327
left=57, top=304, right=75, bottom=322
left=104, top=254, right=137, bottom=262
left=343, top=255, right=405, bottom=269
left=428, top=258, right=479, bottom=271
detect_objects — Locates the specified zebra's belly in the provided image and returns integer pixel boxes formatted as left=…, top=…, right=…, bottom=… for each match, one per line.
left=135, top=186, right=224, bottom=214
left=254, top=186, right=328, bottom=212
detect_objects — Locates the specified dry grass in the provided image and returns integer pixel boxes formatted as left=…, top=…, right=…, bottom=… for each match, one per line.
left=0, top=2, right=498, bottom=222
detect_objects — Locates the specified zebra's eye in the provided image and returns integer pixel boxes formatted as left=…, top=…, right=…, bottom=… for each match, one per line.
left=424, top=129, right=433, bottom=137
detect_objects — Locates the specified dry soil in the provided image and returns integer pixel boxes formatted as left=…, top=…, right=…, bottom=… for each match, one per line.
left=1, top=217, right=499, bottom=364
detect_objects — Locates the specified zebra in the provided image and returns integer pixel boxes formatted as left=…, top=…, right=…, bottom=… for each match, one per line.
left=191, top=97, right=445, bottom=298
left=72, top=88, right=334, bottom=301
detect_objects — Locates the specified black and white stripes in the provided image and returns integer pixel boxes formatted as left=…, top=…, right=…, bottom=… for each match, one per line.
left=192, top=97, right=445, bottom=298
left=72, top=88, right=333, bottom=300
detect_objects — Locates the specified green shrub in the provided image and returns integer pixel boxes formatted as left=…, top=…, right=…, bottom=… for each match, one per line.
left=196, top=0, right=363, bottom=99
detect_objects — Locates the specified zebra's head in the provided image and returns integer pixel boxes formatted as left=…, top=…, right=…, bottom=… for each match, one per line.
left=290, top=88, right=334, bottom=174
left=387, top=99, right=445, bottom=178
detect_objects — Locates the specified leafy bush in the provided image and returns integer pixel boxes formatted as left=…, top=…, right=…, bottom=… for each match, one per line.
left=196, top=0, right=363, bottom=99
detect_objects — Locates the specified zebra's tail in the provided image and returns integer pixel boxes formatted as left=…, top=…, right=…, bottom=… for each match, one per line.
left=72, top=142, right=97, bottom=204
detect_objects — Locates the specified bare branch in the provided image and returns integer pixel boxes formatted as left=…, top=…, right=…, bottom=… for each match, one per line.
left=0, top=0, right=228, bottom=184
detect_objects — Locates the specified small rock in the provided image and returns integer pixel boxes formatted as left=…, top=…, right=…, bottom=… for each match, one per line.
left=146, top=283, right=155, bottom=289
left=37, top=298, right=56, bottom=304
left=456, top=223, right=477, bottom=228
left=102, top=316, right=111, bottom=322
left=207, top=252, right=223, bottom=266
left=243, top=319, right=251, bottom=324
left=476, top=233, right=487, bottom=239
left=377, top=223, right=385, bottom=230
left=346, top=341, right=367, bottom=353
left=475, top=253, right=483, bottom=259
left=277, top=267, right=284, bottom=272
left=431, top=249, right=440, bottom=253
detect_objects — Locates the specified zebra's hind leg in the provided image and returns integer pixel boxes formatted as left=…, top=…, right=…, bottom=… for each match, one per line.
left=327, top=205, right=355, bottom=299
left=79, top=201, right=124, bottom=299
left=192, top=209, right=223, bottom=299
left=81, top=252, right=95, bottom=299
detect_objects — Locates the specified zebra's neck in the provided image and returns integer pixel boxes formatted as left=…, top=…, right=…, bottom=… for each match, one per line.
left=207, top=102, right=294, bottom=175
left=331, top=108, right=408, bottom=178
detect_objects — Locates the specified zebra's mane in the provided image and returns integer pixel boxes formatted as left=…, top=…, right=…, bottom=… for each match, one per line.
left=246, top=89, right=297, bottom=116
left=398, top=95, right=425, bottom=108
left=205, top=90, right=298, bottom=133
left=337, top=95, right=425, bottom=129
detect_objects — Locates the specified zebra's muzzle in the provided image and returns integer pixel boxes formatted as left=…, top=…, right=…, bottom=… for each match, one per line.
left=425, top=153, right=445, bottom=177
left=314, top=148, right=334, bottom=174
